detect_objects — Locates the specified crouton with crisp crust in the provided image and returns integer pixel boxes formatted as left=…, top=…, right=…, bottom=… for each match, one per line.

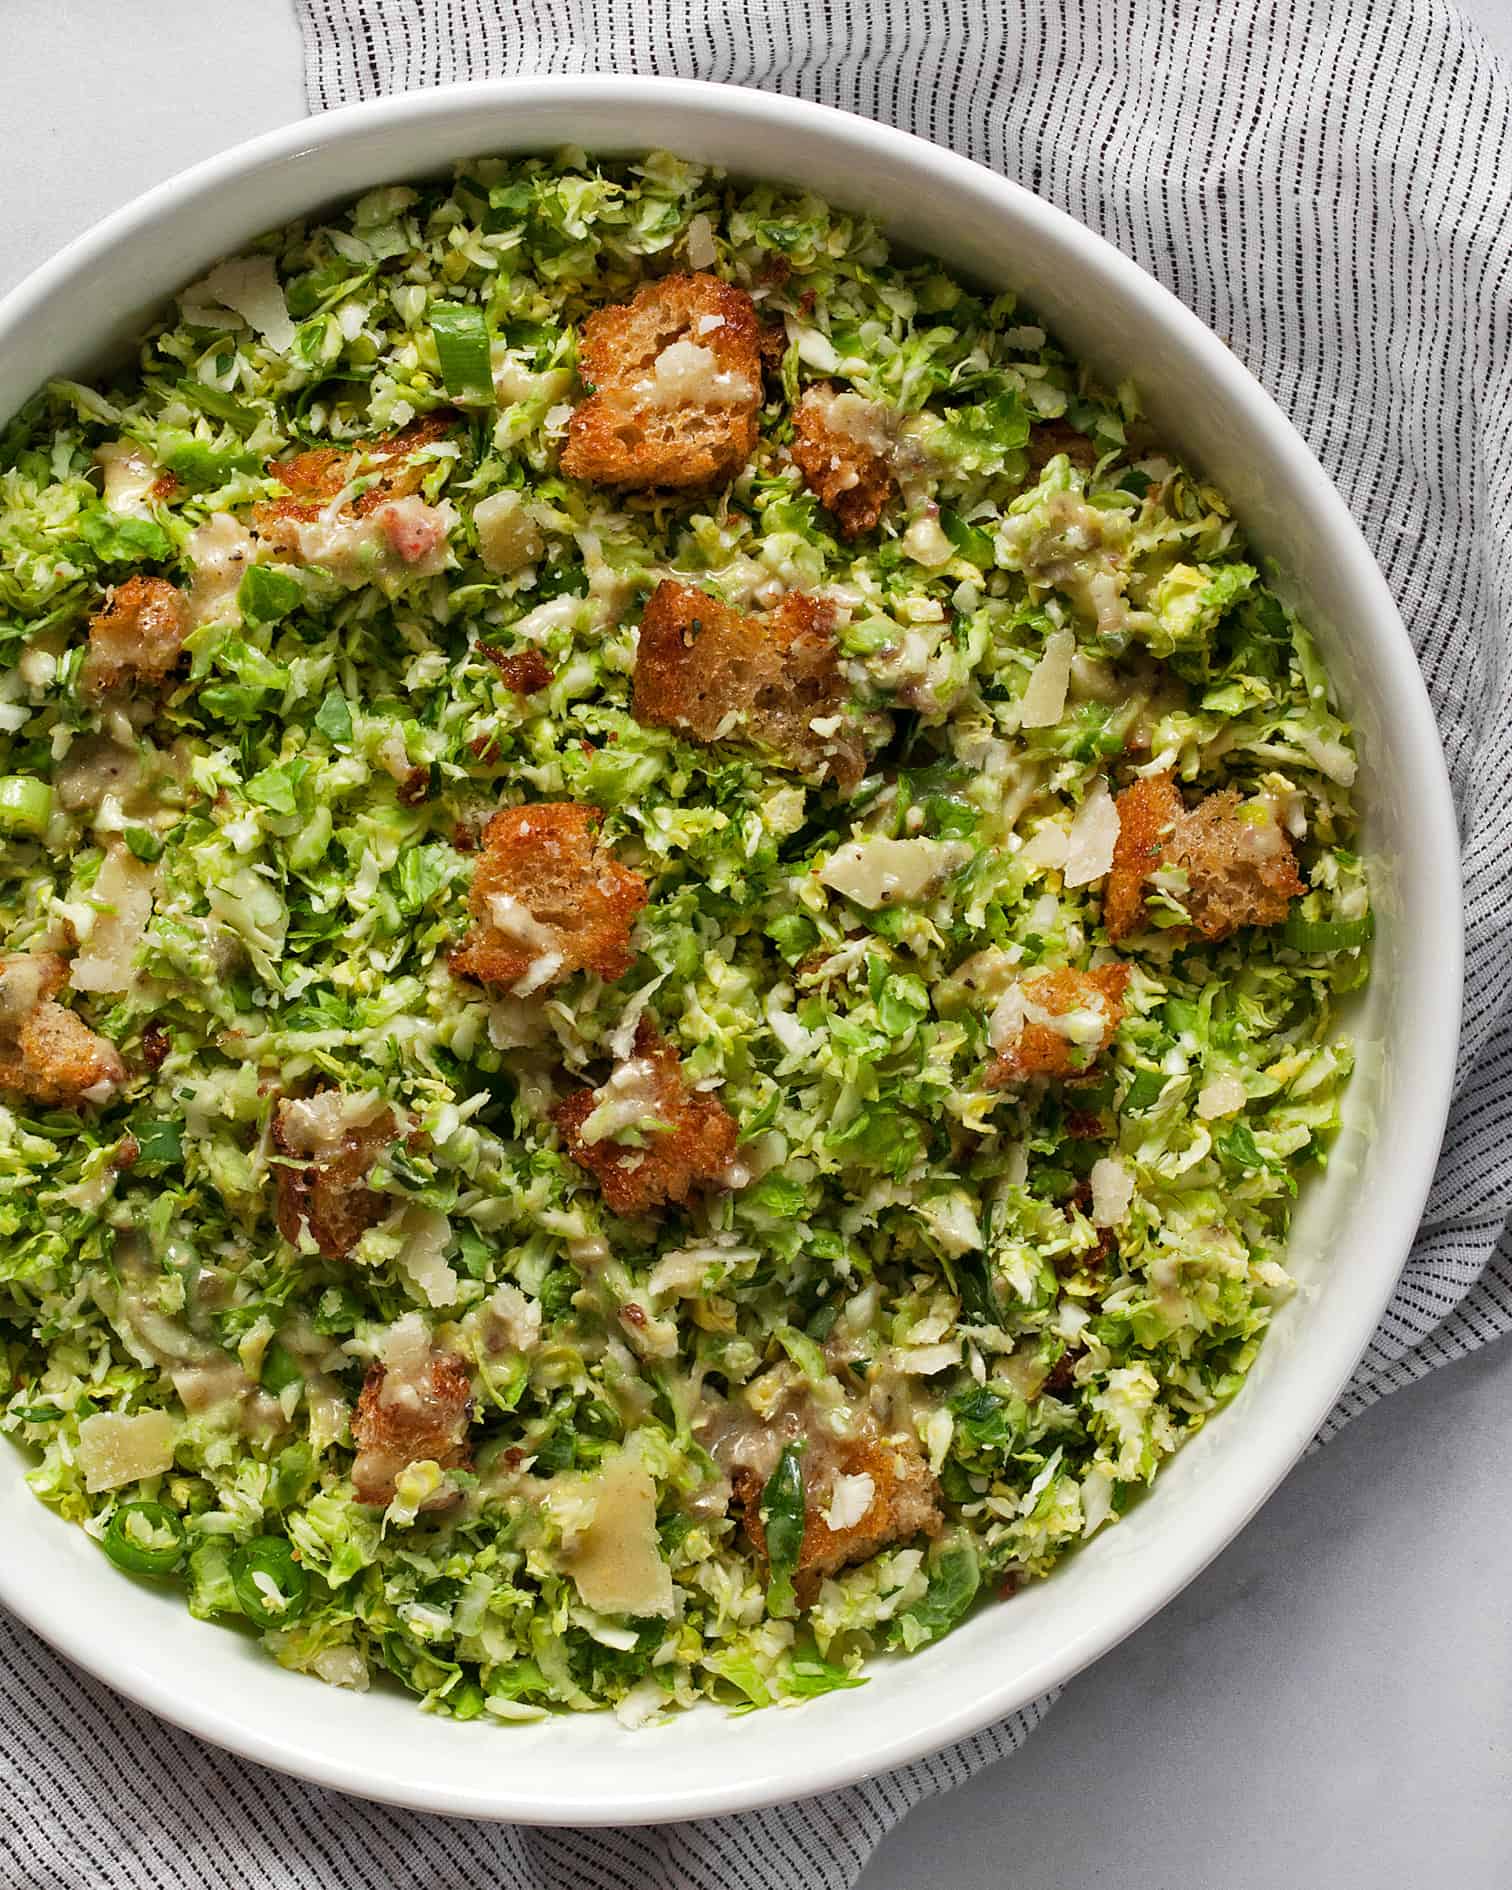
left=552, top=1019, right=739, bottom=1216
left=84, top=575, right=190, bottom=696
left=986, top=964, right=1129, bottom=1087
left=560, top=274, right=763, bottom=490
left=734, top=1430, right=944, bottom=1607
left=352, top=1344, right=473, bottom=1507
left=1105, top=773, right=1304, bottom=944
left=255, top=413, right=455, bottom=533
left=451, top=802, right=647, bottom=994
left=0, top=953, right=125, bottom=1106
left=790, top=382, right=896, bottom=539
left=272, top=1090, right=397, bottom=1260
left=634, top=578, right=865, bottom=789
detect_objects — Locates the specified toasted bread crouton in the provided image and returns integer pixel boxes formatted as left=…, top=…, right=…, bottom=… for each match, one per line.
left=83, top=576, right=190, bottom=696
left=634, top=578, right=865, bottom=789
left=790, top=382, right=896, bottom=538
left=272, top=1089, right=397, bottom=1260
left=552, top=1019, right=739, bottom=1216
left=1104, top=774, right=1184, bottom=943
left=256, top=413, right=455, bottom=530
left=1164, top=789, right=1306, bottom=939
left=986, top=964, right=1129, bottom=1087
left=560, top=273, right=762, bottom=490
left=1105, top=773, right=1304, bottom=943
left=451, top=803, right=647, bottom=994
left=352, top=1339, right=472, bottom=1506
left=0, top=953, right=125, bottom=1106
left=734, top=1430, right=944, bottom=1607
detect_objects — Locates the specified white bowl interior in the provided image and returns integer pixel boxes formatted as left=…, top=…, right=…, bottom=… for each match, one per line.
left=0, top=80, right=1460, bottom=1823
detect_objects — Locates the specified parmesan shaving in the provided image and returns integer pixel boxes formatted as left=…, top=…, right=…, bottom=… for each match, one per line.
left=1064, top=778, right=1121, bottom=886
left=1090, top=1156, right=1135, bottom=1228
left=1019, top=628, right=1076, bottom=728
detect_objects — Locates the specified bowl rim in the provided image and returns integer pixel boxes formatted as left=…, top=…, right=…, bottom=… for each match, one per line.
left=0, top=73, right=1463, bottom=1823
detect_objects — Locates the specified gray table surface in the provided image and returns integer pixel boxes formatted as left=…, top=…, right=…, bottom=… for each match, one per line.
left=6, top=4, right=1512, bottom=1883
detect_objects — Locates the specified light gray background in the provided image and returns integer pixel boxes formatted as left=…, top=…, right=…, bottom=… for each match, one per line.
left=5, top=4, right=1511, bottom=1884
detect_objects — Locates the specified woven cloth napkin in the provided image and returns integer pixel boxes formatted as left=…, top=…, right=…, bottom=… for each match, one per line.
left=5, top=1, right=1512, bottom=1883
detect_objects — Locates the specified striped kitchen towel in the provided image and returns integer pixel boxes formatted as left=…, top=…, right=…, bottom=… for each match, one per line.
left=5, top=1, right=1511, bottom=1884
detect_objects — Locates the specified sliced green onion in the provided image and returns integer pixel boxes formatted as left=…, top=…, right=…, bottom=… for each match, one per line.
left=429, top=302, right=493, bottom=404
left=104, top=1501, right=186, bottom=1578
left=1280, top=913, right=1375, bottom=954
left=0, top=776, right=52, bottom=837
left=230, top=1536, right=310, bottom=1627
left=760, top=1443, right=807, bottom=1618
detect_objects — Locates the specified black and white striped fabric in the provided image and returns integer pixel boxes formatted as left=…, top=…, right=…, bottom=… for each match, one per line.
left=7, top=1, right=1512, bottom=1883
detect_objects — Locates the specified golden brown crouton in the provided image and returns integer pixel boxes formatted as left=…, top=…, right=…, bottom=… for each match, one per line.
left=272, top=1090, right=397, bottom=1260
left=986, top=963, right=1130, bottom=1087
left=255, top=413, right=455, bottom=534
left=633, top=578, right=865, bottom=789
left=790, top=382, right=897, bottom=539
left=83, top=576, right=190, bottom=696
left=1103, top=774, right=1183, bottom=943
left=451, top=803, right=647, bottom=993
left=552, top=1020, right=739, bottom=1216
left=0, top=953, right=125, bottom=1107
left=734, top=1429, right=944, bottom=1607
left=560, top=273, right=763, bottom=490
left=1105, top=773, right=1304, bottom=944
left=352, top=1344, right=473, bottom=1506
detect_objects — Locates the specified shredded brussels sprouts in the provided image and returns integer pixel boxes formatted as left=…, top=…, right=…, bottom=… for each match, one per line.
left=0, top=149, right=1367, bottom=1723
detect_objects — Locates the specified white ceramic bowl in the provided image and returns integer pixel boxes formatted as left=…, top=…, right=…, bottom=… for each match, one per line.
left=0, top=77, right=1461, bottom=1824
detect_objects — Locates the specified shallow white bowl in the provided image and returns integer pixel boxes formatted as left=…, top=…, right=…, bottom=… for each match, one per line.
left=0, top=77, right=1461, bottom=1823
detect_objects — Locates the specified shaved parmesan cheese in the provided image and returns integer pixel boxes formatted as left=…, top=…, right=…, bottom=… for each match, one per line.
left=1064, top=777, right=1121, bottom=886
left=819, top=836, right=972, bottom=908
left=398, top=1208, right=459, bottom=1309
left=1022, top=821, right=1070, bottom=869
left=69, top=844, right=155, bottom=994
left=473, top=489, right=544, bottom=574
left=77, top=1409, right=176, bottom=1491
left=484, top=1282, right=541, bottom=1354
left=1019, top=628, right=1076, bottom=728
left=1090, top=1156, right=1135, bottom=1228
left=684, top=213, right=717, bottom=270
left=198, top=256, right=295, bottom=352
left=377, top=1312, right=432, bottom=1400
left=1196, top=1073, right=1248, bottom=1119
left=823, top=1471, right=876, bottom=1533
left=565, top=1455, right=674, bottom=1618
